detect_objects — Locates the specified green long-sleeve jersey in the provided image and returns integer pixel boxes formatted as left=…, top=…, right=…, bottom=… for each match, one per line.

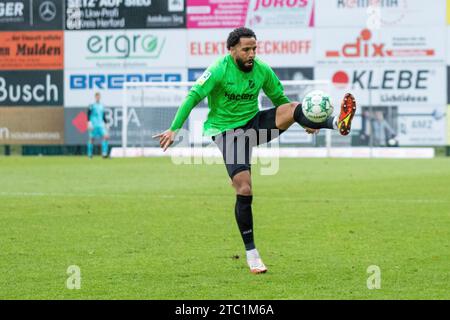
left=170, top=54, right=290, bottom=136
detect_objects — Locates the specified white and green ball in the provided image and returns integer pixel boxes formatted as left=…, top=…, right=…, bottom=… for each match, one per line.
left=301, top=90, right=333, bottom=123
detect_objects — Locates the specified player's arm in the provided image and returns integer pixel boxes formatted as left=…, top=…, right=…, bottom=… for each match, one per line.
left=168, top=91, right=203, bottom=132
left=153, top=68, right=219, bottom=151
left=262, top=67, right=290, bottom=107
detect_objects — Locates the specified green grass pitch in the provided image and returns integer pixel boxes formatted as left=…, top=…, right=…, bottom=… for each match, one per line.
left=0, top=156, right=449, bottom=299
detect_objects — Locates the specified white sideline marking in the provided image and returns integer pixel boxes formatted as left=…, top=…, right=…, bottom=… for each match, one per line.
left=111, top=147, right=435, bottom=159
left=0, top=192, right=447, bottom=204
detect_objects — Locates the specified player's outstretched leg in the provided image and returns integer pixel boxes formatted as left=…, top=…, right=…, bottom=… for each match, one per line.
left=293, top=103, right=336, bottom=130
left=291, top=93, right=357, bottom=135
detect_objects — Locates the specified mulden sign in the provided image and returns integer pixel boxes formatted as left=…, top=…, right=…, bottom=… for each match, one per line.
left=0, top=31, right=63, bottom=70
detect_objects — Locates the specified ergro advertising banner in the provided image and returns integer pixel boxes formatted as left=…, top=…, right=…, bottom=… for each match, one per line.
left=0, top=31, right=63, bottom=70
left=65, top=30, right=187, bottom=70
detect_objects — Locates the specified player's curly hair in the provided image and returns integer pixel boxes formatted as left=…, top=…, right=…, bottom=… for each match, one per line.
left=226, top=27, right=257, bottom=50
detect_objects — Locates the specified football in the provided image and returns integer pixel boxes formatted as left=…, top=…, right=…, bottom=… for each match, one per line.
left=302, top=90, right=333, bottom=123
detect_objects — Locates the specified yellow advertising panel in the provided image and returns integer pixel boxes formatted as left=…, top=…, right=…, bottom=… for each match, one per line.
left=448, top=0, right=450, bottom=24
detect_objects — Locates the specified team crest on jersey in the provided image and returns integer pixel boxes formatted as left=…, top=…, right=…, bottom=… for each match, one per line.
left=197, top=71, right=211, bottom=86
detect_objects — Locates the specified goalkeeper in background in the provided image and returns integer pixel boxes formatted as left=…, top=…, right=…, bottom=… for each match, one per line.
left=87, top=92, right=109, bottom=158
left=154, top=27, right=356, bottom=274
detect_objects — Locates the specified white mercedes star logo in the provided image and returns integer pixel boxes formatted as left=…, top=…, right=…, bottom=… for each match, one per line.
left=39, top=1, right=56, bottom=22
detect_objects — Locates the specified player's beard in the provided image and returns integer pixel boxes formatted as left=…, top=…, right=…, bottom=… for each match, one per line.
left=236, top=57, right=254, bottom=73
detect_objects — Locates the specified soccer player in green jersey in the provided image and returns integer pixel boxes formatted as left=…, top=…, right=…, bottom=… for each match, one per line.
left=154, top=27, right=356, bottom=274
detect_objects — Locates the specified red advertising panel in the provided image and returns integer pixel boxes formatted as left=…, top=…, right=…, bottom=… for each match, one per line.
left=0, top=31, right=63, bottom=70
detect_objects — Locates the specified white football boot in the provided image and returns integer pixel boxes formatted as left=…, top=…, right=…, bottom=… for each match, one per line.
left=246, top=249, right=267, bottom=274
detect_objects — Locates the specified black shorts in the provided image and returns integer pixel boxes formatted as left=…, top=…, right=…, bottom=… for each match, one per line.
left=212, top=108, right=285, bottom=179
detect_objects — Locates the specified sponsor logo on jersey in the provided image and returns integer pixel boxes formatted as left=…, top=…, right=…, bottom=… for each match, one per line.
left=224, top=92, right=255, bottom=101
left=196, top=71, right=211, bottom=86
